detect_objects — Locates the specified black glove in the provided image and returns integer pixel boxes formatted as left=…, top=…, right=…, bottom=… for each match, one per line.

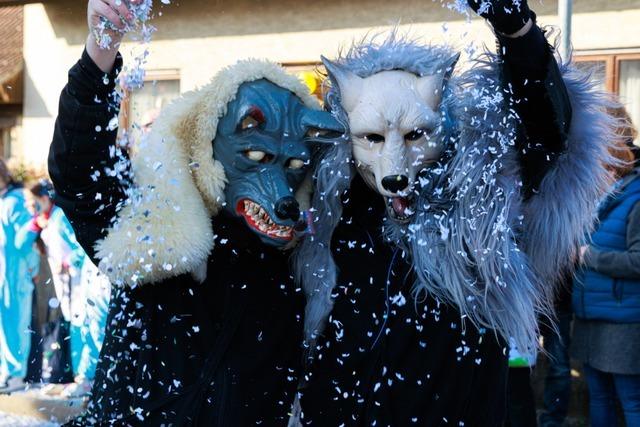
left=467, top=0, right=532, bottom=35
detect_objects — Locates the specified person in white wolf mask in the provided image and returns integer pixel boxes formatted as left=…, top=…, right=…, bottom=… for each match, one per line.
left=292, top=0, right=620, bottom=425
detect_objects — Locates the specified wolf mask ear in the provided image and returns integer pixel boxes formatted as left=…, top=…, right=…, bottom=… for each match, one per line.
left=416, top=52, right=460, bottom=110
left=321, top=55, right=364, bottom=112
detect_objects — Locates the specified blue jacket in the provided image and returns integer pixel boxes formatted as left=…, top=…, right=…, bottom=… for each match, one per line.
left=573, top=174, right=640, bottom=323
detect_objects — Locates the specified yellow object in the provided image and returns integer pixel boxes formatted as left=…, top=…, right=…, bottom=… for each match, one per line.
left=298, top=71, right=318, bottom=94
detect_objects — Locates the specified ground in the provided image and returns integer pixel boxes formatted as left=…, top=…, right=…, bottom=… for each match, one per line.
left=0, top=358, right=595, bottom=425
left=0, top=387, right=84, bottom=426
left=0, top=412, right=58, bottom=427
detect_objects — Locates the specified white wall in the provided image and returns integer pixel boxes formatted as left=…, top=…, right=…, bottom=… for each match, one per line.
left=20, top=0, right=640, bottom=168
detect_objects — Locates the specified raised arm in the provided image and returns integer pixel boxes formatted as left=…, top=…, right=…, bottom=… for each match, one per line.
left=467, top=0, right=620, bottom=284
left=48, top=0, right=136, bottom=261
left=468, top=0, right=572, bottom=198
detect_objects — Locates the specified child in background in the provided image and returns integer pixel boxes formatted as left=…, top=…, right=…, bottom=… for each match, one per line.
left=0, top=159, right=40, bottom=391
left=63, top=254, right=110, bottom=398
left=18, top=180, right=86, bottom=391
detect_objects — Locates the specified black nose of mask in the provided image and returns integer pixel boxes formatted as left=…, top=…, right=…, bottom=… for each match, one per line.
left=275, top=196, right=300, bottom=221
left=381, top=175, right=409, bottom=193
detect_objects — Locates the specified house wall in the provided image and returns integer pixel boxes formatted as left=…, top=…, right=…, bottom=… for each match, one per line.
left=18, top=0, right=640, bottom=167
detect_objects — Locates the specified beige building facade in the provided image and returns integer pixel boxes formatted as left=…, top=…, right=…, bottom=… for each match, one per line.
left=3, top=0, right=640, bottom=168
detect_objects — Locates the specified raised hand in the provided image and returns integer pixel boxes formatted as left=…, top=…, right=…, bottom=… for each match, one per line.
left=86, top=0, right=140, bottom=72
left=467, top=0, right=532, bottom=36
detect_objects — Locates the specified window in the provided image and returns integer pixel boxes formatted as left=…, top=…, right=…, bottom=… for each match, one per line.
left=575, top=53, right=640, bottom=145
left=573, top=59, right=608, bottom=92
left=0, top=127, right=11, bottom=158
left=121, top=70, right=181, bottom=132
left=0, top=115, right=18, bottom=159
left=619, top=59, right=640, bottom=145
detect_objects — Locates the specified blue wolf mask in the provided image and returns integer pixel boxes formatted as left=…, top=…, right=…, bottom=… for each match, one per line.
left=214, top=79, right=344, bottom=247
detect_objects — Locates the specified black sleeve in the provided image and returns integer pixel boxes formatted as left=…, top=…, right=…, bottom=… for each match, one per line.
left=48, top=49, right=129, bottom=262
left=497, top=21, right=572, bottom=199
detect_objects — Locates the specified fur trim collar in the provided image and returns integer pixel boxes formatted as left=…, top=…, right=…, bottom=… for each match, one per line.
left=95, top=59, right=320, bottom=286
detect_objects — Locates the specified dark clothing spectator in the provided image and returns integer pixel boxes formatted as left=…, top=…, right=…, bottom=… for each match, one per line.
left=505, top=367, right=537, bottom=427
left=572, top=166, right=640, bottom=426
left=539, top=312, right=572, bottom=427
left=539, top=274, right=573, bottom=427
left=582, top=364, right=640, bottom=426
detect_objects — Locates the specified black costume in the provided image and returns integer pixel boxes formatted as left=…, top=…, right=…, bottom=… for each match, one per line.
left=300, top=175, right=509, bottom=426
left=50, top=51, right=305, bottom=426
left=298, top=24, right=574, bottom=427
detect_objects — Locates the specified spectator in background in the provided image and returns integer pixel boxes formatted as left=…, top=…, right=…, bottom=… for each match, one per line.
left=572, top=120, right=640, bottom=427
left=508, top=271, right=575, bottom=427
left=613, top=107, right=640, bottom=165
left=17, top=180, right=85, bottom=389
left=0, top=159, right=40, bottom=391
left=505, top=341, right=537, bottom=427
left=63, top=254, right=111, bottom=398
left=140, top=108, right=159, bottom=134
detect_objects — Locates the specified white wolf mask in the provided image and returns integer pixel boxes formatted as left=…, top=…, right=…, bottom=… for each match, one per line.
left=322, top=55, right=458, bottom=222
left=296, top=36, right=615, bottom=359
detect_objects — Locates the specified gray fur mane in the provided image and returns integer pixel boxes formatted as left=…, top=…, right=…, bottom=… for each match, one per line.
left=294, top=31, right=616, bottom=354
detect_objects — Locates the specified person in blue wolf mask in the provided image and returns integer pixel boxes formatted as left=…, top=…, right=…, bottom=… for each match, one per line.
left=292, top=1, right=619, bottom=426
left=49, top=1, right=344, bottom=425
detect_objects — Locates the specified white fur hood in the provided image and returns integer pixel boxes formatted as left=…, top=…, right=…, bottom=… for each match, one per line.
left=95, top=59, right=320, bottom=286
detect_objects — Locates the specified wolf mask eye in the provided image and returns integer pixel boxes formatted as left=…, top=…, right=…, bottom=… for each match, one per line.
left=238, top=107, right=266, bottom=131
left=305, top=128, right=342, bottom=140
left=243, top=150, right=274, bottom=163
left=287, top=158, right=306, bottom=170
left=405, top=128, right=430, bottom=142
left=363, top=133, right=385, bottom=143
left=245, top=150, right=266, bottom=161
left=305, top=128, right=328, bottom=139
